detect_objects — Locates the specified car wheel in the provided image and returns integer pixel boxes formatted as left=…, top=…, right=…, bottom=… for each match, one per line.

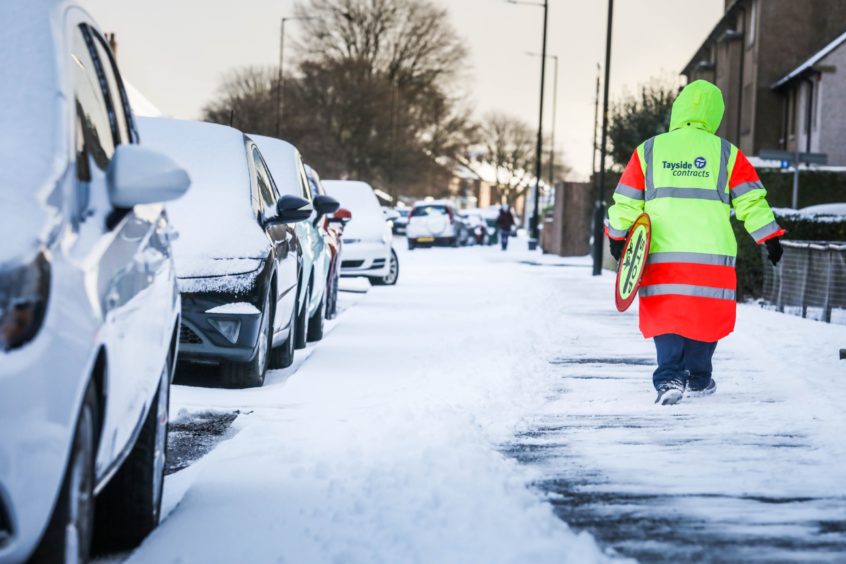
left=220, top=293, right=271, bottom=388
left=307, top=289, right=325, bottom=342
left=94, top=348, right=171, bottom=550
left=31, top=380, right=97, bottom=562
left=269, top=295, right=296, bottom=369
left=294, top=283, right=310, bottom=350
left=372, top=248, right=399, bottom=286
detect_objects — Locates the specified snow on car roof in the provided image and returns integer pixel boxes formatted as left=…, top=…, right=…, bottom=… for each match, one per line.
left=137, top=117, right=268, bottom=271
left=323, top=180, right=387, bottom=239
left=249, top=134, right=303, bottom=198
left=323, top=181, right=382, bottom=218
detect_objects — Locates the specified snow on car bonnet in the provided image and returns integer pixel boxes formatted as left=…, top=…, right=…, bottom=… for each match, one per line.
left=137, top=117, right=268, bottom=279
left=323, top=181, right=386, bottom=241
left=0, top=0, right=68, bottom=265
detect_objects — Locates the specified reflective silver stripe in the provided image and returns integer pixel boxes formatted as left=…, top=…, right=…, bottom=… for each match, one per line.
left=651, top=187, right=726, bottom=202
left=648, top=252, right=736, bottom=267
left=717, top=138, right=731, bottom=204
left=730, top=181, right=764, bottom=200
left=604, top=219, right=628, bottom=239
left=639, top=284, right=736, bottom=300
left=614, top=183, right=644, bottom=200
left=644, top=137, right=655, bottom=201
left=750, top=220, right=782, bottom=242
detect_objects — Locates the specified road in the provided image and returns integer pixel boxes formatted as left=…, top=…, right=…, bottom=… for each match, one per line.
left=119, top=239, right=846, bottom=563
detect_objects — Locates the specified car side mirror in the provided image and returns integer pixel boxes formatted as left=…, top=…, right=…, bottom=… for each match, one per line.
left=328, top=207, right=352, bottom=225
left=107, top=144, right=191, bottom=207
left=274, top=195, right=312, bottom=224
left=313, top=195, right=340, bottom=219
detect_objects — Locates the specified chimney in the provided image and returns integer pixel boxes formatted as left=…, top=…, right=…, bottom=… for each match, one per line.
left=106, top=32, right=118, bottom=59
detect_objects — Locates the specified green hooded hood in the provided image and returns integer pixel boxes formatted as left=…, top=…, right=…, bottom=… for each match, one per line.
left=669, top=80, right=725, bottom=134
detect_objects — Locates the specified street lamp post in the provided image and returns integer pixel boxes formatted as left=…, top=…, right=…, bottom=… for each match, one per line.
left=526, top=52, right=559, bottom=189
left=506, top=0, right=548, bottom=251
left=591, top=0, right=614, bottom=276
left=275, top=16, right=316, bottom=137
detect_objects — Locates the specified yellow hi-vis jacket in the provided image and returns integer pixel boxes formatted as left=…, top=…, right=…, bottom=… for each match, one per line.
left=606, top=80, right=784, bottom=342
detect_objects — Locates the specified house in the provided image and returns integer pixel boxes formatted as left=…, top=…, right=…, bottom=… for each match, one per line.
left=772, top=31, right=846, bottom=166
left=682, top=0, right=846, bottom=165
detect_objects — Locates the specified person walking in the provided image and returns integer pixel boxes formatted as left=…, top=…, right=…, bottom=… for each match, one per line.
left=605, top=80, right=784, bottom=406
left=495, top=205, right=516, bottom=251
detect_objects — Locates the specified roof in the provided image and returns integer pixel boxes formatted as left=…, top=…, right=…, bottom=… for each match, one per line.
left=772, top=29, right=846, bottom=89
left=681, top=0, right=745, bottom=76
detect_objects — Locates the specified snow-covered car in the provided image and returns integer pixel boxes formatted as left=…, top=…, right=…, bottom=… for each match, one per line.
left=461, top=212, right=490, bottom=245
left=139, top=118, right=312, bottom=388
left=250, top=136, right=339, bottom=345
left=304, top=165, right=346, bottom=320
left=406, top=200, right=465, bottom=249
left=391, top=207, right=410, bottom=235
left=0, top=2, right=191, bottom=561
left=323, top=181, right=400, bottom=286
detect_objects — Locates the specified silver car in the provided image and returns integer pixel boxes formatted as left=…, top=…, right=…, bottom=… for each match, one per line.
left=0, top=1, right=190, bottom=561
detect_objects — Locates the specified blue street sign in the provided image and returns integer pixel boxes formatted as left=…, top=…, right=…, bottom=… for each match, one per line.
left=780, top=160, right=791, bottom=169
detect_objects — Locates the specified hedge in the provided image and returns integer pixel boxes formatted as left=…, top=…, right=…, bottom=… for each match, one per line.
left=734, top=210, right=846, bottom=301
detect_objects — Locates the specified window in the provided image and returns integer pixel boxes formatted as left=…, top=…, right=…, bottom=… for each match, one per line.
left=72, top=26, right=114, bottom=169
left=411, top=205, right=448, bottom=218
left=746, top=0, right=757, bottom=47
left=297, top=158, right=313, bottom=201
left=90, top=31, right=131, bottom=144
left=252, top=147, right=277, bottom=208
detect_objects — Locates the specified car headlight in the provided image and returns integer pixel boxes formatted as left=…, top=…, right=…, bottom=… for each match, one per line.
left=0, top=250, right=51, bottom=352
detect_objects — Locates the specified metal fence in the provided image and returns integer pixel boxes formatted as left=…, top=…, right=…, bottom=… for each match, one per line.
left=761, top=241, right=846, bottom=324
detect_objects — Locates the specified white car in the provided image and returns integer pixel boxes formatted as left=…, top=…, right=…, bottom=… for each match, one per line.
left=406, top=200, right=463, bottom=249
left=323, top=181, right=399, bottom=285
left=0, top=1, right=190, bottom=561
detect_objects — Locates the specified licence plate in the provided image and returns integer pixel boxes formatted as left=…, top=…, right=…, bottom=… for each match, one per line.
left=417, top=237, right=435, bottom=243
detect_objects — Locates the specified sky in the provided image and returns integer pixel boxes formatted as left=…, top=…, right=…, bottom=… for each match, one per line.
left=78, top=0, right=724, bottom=179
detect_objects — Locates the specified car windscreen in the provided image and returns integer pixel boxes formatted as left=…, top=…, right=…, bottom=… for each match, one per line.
left=411, top=205, right=448, bottom=218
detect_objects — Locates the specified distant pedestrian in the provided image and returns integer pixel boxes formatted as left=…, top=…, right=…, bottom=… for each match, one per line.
left=495, top=205, right=516, bottom=250
left=605, top=80, right=784, bottom=406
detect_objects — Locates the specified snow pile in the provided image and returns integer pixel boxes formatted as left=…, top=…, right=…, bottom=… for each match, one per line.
left=773, top=207, right=846, bottom=224
left=127, top=242, right=609, bottom=563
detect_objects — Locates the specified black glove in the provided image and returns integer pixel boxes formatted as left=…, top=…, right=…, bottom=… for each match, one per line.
left=765, top=237, right=783, bottom=266
left=610, top=238, right=625, bottom=261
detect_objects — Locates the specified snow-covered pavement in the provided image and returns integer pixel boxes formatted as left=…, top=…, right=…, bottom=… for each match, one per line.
left=122, top=240, right=846, bottom=563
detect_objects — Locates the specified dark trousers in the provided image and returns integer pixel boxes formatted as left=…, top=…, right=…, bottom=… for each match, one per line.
left=500, top=229, right=511, bottom=250
left=653, top=334, right=717, bottom=390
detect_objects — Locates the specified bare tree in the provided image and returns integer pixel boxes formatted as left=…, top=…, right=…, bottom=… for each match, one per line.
left=608, top=77, right=679, bottom=169
left=202, top=66, right=276, bottom=134
left=462, top=112, right=570, bottom=205
left=293, top=0, right=467, bottom=90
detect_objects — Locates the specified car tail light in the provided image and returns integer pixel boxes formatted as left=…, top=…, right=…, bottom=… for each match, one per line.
left=446, top=207, right=455, bottom=224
